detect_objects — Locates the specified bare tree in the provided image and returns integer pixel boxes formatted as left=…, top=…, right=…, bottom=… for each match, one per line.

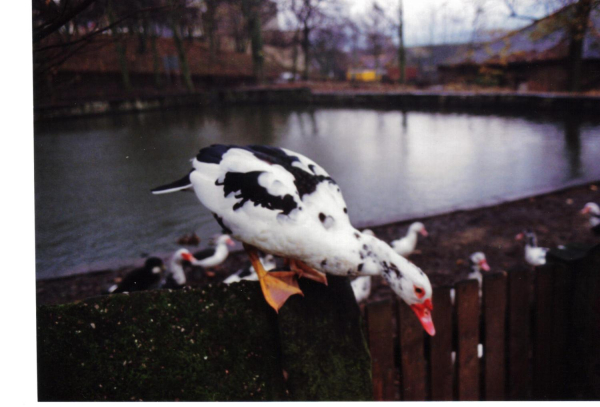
left=283, top=0, right=337, bottom=80
left=504, top=0, right=599, bottom=91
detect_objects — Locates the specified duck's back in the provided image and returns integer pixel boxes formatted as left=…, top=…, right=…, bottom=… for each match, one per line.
left=189, top=145, right=353, bottom=254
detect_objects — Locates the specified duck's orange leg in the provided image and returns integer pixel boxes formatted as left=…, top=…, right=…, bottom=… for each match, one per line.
left=288, top=259, right=328, bottom=286
left=243, top=244, right=303, bottom=312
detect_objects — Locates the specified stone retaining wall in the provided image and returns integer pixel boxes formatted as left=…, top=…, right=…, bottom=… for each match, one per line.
left=34, top=88, right=600, bottom=121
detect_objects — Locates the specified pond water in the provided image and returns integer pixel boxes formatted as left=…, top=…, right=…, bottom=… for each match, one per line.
left=34, top=105, right=600, bottom=279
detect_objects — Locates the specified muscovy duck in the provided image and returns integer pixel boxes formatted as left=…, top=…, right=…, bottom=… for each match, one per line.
left=152, top=144, right=435, bottom=335
left=223, top=254, right=277, bottom=284
left=391, top=222, right=428, bottom=257
left=515, top=229, right=549, bottom=267
left=107, top=257, right=165, bottom=294
left=581, top=202, right=600, bottom=235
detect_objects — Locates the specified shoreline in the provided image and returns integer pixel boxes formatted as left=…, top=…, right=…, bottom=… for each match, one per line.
left=36, top=180, right=600, bottom=306
left=34, top=88, right=600, bottom=121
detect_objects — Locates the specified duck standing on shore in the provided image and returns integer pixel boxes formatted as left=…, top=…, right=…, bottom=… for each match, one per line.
left=107, top=257, right=165, bottom=294
left=193, top=234, right=235, bottom=269
left=391, top=222, right=428, bottom=257
left=152, top=144, right=435, bottom=335
left=223, top=254, right=277, bottom=284
left=581, top=202, right=600, bottom=235
left=162, top=248, right=200, bottom=289
left=515, top=229, right=549, bottom=267
left=450, top=251, right=490, bottom=304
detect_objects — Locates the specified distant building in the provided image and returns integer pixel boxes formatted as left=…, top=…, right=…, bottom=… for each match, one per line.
left=438, top=4, right=600, bottom=91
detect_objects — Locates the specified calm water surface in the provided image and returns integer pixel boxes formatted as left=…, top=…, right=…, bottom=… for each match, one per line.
left=34, top=106, right=600, bottom=279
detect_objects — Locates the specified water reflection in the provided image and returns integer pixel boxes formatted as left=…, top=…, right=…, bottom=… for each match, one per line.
left=34, top=107, right=600, bottom=278
left=563, top=115, right=582, bottom=179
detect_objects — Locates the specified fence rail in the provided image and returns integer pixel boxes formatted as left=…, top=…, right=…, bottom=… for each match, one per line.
left=366, top=244, right=600, bottom=401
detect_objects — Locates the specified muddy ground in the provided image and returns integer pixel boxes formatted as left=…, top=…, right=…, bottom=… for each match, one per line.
left=36, top=182, right=600, bottom=306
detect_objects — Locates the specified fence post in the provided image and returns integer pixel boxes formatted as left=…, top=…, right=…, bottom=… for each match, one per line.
left=397, top=301, right=426, bottom=401
left=366, top=299, right=397, bottom=401
left=506, top=267, right=533, bottom=400
left=455, top=279, right=480, bottom=401
left=482, top=272, right=507, bottom=401
left=532, top=263, right=555, bottom=400
left=545, top=244, right=600, bottom=399
left=429, top=286, right=454, bottom=401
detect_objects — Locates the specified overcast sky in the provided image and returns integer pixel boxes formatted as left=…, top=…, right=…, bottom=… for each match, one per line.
left=331, top=0, right=565, bottom=46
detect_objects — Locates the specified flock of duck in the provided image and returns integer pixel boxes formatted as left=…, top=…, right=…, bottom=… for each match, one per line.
left=107, top=144, right=598, bottom=336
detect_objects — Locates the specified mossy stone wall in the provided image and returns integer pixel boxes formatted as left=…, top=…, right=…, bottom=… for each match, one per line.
left=37, top=277, right=372, bottom=401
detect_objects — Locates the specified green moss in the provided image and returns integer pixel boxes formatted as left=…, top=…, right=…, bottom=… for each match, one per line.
left=278, top=276, right=373, bottom=401
left=37, top=278, right=372, bottom=401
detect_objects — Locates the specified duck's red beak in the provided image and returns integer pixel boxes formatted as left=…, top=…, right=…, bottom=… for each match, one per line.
left=581, top=207, right=590, bottom=215
left=479, top=259, right=491, bottom=271
left=181, top=252, right=197, bottom=262
left=420, top=228, right=429, bottom=237
left=515, top=233, right=524, bottom=241
left=410, top=299, right=436, bottom=336
left=226, top=238, right=235, bottom=247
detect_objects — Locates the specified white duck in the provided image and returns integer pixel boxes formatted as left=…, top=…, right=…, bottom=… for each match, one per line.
left=223, top=254, right=277, bottom=284
left=153, top=144, right=435, bottom=335
left=162, top=248, right=200, bottom=289
left=515, top=229, right=549, bottom=267
left=449, top=251, right=490, bottom=305
left=581, top=202, right=600, bottom=235
left=193, top=234, right=235, bottom=268
left=391, top=222, right=428, bottom=257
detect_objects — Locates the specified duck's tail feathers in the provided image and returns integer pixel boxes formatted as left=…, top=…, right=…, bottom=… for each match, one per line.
left=151, top=171, right=193, bottom=195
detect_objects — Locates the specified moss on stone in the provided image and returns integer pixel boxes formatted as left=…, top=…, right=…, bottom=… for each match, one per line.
left=278, top=276, right=373, bottom=401
left=37, top=277, right=372, bottom=401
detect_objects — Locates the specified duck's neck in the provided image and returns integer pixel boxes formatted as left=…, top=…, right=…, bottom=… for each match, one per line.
left=168, top=259, right=186, bottom=285
left=316, top=230, right=425, bottom=300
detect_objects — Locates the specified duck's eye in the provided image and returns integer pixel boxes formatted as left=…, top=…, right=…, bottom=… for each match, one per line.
left=414, top=286, right=425, bottom=298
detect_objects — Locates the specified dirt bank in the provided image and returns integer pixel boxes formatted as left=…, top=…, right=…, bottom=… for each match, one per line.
left=36, top=182, right=600, bottom=306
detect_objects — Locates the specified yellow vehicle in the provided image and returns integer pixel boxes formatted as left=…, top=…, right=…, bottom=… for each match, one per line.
left=347, top=69, right=382, bottom=82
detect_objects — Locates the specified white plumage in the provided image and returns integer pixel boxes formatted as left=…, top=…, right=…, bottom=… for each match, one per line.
left=516, top=230, right=549, bottom=267
left=152, top=145, right=436, bottom=335
left=391, top=222, right=428, bottom=257
left=193, top=234, right=235, bottom=268
left=223, top=254, right=276, bottom=284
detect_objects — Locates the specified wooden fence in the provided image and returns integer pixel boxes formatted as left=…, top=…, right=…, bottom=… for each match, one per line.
left=366, top=244, right=600, bottom=401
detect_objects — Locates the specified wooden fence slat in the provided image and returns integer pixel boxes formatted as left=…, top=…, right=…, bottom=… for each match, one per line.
left=482, top=272, right=507, bottom=401
left=429, top=286, right=453, bottom=401
left=584, top=246, right=600, bottom=399
left=532, top=265, right=555, bottom=400
left=397, top=301, right=426, bottom=401
left=366, top=300, right=396, bottom=401
left=455, top=279, right=480, bottom=401
left=507, top=268, right=533, bottom=400
left=550, top=262, right=573, bottom=399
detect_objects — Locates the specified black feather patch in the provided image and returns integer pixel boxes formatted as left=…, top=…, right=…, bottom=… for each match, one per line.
left=216, top=171, right=298, bottom=215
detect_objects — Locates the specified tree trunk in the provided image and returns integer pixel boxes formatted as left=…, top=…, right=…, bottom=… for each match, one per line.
left=151, top=27, right=162, bottom=89
left=107, top=0, right=132, bottom=92
left=248, top=14, right=264, bottom=84
left=567, top=0, right=593, bottom=92
left=171, top=18, right=195, bottom=92
left=398, top=0, right=406, bottom=84
left=291, top=30, right=300, bottom=82
left=302, top=23, right=310, bottom=80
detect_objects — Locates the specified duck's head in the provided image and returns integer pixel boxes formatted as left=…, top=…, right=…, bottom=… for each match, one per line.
left=409, top=222, right=429, bottom=237
left=173, top=248, right=198, bottom=265
left=384, top=254, right=435, bottom=336
left=212, top=234, right=236, bottom=247
left=515, top=229, right=537, bottom=247
left=581, top=202, right=600, bottom=215
left=469, top=252, right=490, bottom=271
left=145, top=257, right=165, bottom=274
